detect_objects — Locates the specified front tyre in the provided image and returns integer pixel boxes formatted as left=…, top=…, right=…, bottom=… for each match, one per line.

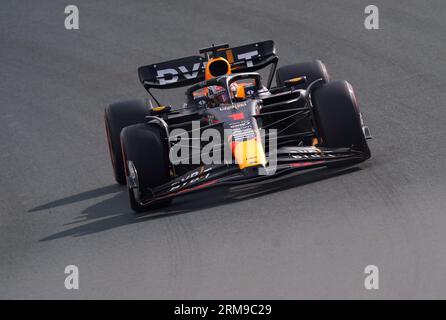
left=104, top=100, right=149, bottom=185
left=276, top=60, right=330, bottom=90
left=312, top=80, right=370, bottom=157
left=120, top=123, right=172, bottom=212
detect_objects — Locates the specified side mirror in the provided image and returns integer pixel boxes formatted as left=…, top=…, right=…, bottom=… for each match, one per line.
left=284, top=76, right=307, bottom=87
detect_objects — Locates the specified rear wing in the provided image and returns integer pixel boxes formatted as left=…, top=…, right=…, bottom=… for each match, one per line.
left=138, top=40, right=278, bottom=90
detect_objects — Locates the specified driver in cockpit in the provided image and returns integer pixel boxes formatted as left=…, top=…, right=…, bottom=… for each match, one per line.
left=192, top=57, right=257, bottom=108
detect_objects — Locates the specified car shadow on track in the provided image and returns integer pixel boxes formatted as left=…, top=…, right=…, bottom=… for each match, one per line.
left=32, top=166, right=361, bottom=241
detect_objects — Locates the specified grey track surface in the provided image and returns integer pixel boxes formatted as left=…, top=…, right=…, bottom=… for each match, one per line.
left=1, top=0, right=446, bottom=299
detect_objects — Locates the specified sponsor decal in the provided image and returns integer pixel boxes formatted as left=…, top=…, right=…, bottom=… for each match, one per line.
left=168, top=167, right=212, bottom=192
left=289, top=146, right=336, bottom=160
left=156, top=51, right=259, bottom=85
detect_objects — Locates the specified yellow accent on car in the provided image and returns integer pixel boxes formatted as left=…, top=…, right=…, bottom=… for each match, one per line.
left=225, top=49, right=234, bottom=64
left=232, top=138, right=266, bottom=170
left=287, top=77, right=304, bottom=83
left=234, top=85, right=246, bottom=99
left=152, top=106, right=167, bottom=112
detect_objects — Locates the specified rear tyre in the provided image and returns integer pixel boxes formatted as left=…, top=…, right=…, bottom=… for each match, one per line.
left=312, top=80, right=370, bottom=157
left=104, top=100, right=149, bottom=185
left=276, top=60, right=330, bottom=90
left=120, top=123, right=172, bottom=212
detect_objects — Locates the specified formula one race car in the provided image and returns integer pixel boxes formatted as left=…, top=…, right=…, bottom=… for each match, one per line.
left=105, top=40, right=371, bottom=212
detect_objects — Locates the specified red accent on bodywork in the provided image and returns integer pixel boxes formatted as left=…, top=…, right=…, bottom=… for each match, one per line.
left=289, top=161, right=325, bottom=168
left=178, top=179, right=219, bottom=194
left=228, top=113, right=245, bottom=121
left=144, top=179, right=220, bottom=205
left=163, top=178, right=220, bottom=198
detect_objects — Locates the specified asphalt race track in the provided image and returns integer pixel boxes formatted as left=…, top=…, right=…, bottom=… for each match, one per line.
left=1, top=0, right=446, bottom=299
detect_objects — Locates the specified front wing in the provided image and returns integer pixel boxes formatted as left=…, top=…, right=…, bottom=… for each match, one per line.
left=131, top=147, right=369, bottom=207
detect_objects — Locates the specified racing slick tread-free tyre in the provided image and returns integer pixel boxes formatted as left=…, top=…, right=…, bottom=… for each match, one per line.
left=104, top=100, right=149, bottom=185
left=120, top=123, right=172, bottom=212
left=275, top=60, right=330, bottom=90
left=311, top=80, right=370, bottom=157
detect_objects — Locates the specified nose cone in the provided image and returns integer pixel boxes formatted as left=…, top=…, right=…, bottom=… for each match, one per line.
left=231, top=138, right=266, bottom=171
